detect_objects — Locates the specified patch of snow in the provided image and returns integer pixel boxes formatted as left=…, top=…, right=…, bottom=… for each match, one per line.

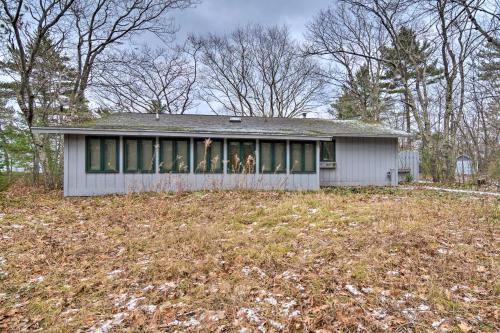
left=436, top=248, right=448, bottom=254
left=238, top=307, right=260, bottom=323
left=140, top=304, right=157, bottom=313
left=87, top=313, right=125, bottom=333
left=142, top=285, right=154, bottom=291
left=281, top=300, right=297, bottom=316
left=371, top=308, right=387, bottom=320
left=269, top=320, right=284, bottom=330
left=450, top=284, right=469, bottom=292
left=29, top=276, right=44, bottom=283
left=61, top=308, right=79, bottom=316
left=10, top=224, right=24, bottom=229
left=462, top=295, right=477, bottom=302
left=432, top=319, right=445, bottom=328
left=290, top=214, right=300, bottom=219
left=137, top=259, right=150, bottom=266
left=402, top=308, right=416, bottom=322
left=182, top=318, right=200, bottom=327
left=164, top=320, right=180, bottom=327
left=126, top=296, right=145, bottom=310
left=281, top=271, right=298, bottom=281
left=361, top=287, right=373, bottom=294
left=158, top=281, right=177, bottom=291
left=402, top=186, right=500, bottom=197
left=417, top=304, right=430, bottom=311
left=403, top=292, right=414, bottom=299
left=241, top=266, right=266, bottom=278
left=264, top=297, right=278, bottom=306
left=107, top=269, right=123, bottom=278
left=203, top=310, right=225, bottom=321
left=345, top=284, right=361, bottom=296
left=113, top=294, right=127, bottom=307
left=386, top=270, right=400, bottom=276
left=308, top=208, right=318, bottom=214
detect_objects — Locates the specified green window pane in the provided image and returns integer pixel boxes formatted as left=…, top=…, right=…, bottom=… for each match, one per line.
left=291, top=143, right=301, bottom=172
left=321, top=141, right=335, bottom=161
left=88, top=138, right=101, bottom=171
left=126, top=139, right=138, bottom=171
left=261, top=142, right=272, bottom=172
left=304, top=143, right=315, bottom=172
left=161, top=140, right=174, bottom=172
left=141, top=140, right=154, bottom=172
left=103, top=139, right=117, bottom=171
left=176, top=140, right=189, bottom=172
left=274, top=142, right=286, bottom=172
left=229, top=142, right=240, bottom=172
left=210, top=141, right=222, bottom=172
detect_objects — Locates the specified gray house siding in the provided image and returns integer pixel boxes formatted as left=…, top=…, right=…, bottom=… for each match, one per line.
left=64, top=134, right=320, bottom=196
left=319, top=137, right=398, bottom=186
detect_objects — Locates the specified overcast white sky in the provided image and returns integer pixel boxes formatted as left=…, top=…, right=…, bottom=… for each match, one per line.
left=169, top=0, right=333, bottom=41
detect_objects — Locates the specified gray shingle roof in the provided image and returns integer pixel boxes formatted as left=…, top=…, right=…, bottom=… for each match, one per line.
left=33, top=113, right=410, bottom=138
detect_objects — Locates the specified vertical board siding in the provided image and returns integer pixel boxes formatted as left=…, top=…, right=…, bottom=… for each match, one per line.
left=65, top=135, right=400, bottom=195
left=398, top=150, right=419, bottom=181
left=64, top=134, right=320, bottom=196
left=319, top=137, right=398, bottom=187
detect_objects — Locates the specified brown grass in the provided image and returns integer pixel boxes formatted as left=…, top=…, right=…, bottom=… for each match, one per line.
left=0, top=185, right=498, bottom=332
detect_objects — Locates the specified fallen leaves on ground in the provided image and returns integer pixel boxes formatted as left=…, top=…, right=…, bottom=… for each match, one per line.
left=0, top=185, right=498, bottom=332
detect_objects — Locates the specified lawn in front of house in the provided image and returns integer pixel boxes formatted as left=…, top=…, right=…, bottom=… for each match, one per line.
left=0, top=186, right=498, bottom=332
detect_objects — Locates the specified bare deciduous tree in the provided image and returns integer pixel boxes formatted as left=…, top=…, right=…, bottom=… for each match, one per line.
left=68, top=0, right=196, bottom=108
left=306, top=3, right=391, bottom=122
left=95, top=42, right=199, bottom=114
left=196, top=25, right=327, bottom=118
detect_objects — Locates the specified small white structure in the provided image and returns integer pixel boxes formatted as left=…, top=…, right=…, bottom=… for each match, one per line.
left=32, top=113, right=410, bottom=196
left=455, top=155, right=474, bottom=176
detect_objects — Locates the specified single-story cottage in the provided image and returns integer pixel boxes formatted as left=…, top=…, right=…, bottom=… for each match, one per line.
left=32, top=113, right=410, bottom=196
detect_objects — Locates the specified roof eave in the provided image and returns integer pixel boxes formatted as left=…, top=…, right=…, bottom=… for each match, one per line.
left=31, top=126, right=412, bottom=139
left=31, top=127, right=331, bottom=141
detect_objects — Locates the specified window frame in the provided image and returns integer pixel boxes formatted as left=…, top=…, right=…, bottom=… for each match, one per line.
left=123, top=137, right=156, bottom=174
left=259, top=140, right=287, bottom=174
left=320, top=140, right=336, bottom=162
left=85, top=136, right=120, bottom=173
left=194, top=138, right=224, bottom=174
left=159, top=138, right=190, bottom=173
left=290, top=141, right=317, bottom=174
left=227, top=139, right=256, bottom=174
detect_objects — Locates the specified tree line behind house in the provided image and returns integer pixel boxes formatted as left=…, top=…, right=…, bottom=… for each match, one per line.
left=0, top=0, right=498, bottom=188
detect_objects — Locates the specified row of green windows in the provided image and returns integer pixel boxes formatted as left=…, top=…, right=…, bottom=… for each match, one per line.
left=86, top=137, right=334, bottom=174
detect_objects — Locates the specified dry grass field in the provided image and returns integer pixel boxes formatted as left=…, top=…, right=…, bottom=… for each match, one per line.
left=0, top=185, right=498, bottom=332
